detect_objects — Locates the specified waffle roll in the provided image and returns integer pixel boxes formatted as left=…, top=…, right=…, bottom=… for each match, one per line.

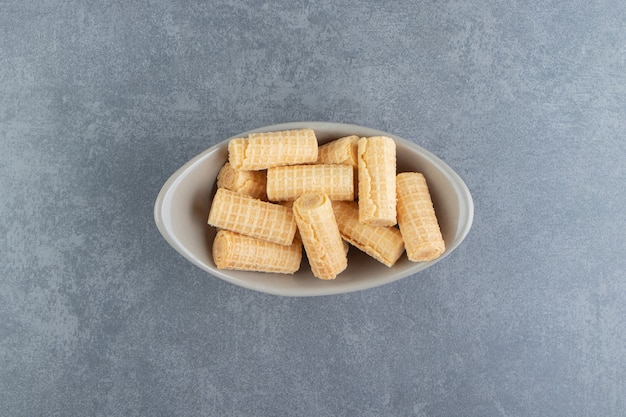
left=357, top=136, right=397, bottom=226
left=207, top=188, right=296, bottom=246
left=216, top=162, right=267, bottom=200
left=317, top=135, right=359, bottom=167
left=212, top=230, right=302, bottom=274
left=332, top=201, right=405, bottom=267
left=267, top=164, right=354, bottom=202
left=228, top=129, right=318, bottom=171
left=293, top=193, right=347, bottom=280
left=396, top=172, right=445, bottom=262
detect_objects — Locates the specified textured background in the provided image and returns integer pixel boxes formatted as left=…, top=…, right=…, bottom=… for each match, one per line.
left=1, top=1, right=625, bottom=416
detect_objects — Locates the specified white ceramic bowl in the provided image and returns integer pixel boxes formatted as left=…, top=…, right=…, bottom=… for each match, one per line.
left=154, top=122, right=473, bottom=296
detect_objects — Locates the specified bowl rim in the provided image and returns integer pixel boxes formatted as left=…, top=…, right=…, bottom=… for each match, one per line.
left=154, top=121, right=474, bottom=296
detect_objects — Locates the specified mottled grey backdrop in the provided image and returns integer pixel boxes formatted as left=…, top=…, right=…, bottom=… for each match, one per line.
left=1, top=1, right=625, bottom=416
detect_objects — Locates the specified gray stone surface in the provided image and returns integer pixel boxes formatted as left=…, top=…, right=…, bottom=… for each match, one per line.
left=1, top=1, right=625, bottom=416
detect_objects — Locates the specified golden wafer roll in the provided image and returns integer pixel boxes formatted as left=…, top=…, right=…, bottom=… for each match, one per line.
left=267, top=164, right=354, bottom=201
left=213, top=230, right=302, bottom=274
left=396, top=172, right=445, bottom=262
left=207, top=188, right=296, bottom=246
left=357, top=136, right=396, bottom=226
left=332, top=201, right=405, bottom=267
left=293, top=193, right=347, bottom=280
left=317, top=135, right=359, bottom=167
left=216, top=162, right=267, bottom=200
left=228, top=129, right=318, bottom=170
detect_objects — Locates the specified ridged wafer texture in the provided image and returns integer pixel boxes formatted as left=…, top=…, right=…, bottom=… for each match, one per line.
left=396, top=172, right=445, bottom=262
left=332, top=201, right=405, bottom=267
left=228, top=129, right=318, bottom=170
left=267, top=164, right=354, bottom=201
left=358, top=136, right=397, bottom=226
left=216, top=162, right=267, bottom=200
left=212, top=230, right=302, bottom=274
left=317, top=135, right=359, bottom=167
left=293, top=193, right=347, bottom=280
left=279, top=201, right=300, bottom=241
left=207, top=188, right=296, bottom=246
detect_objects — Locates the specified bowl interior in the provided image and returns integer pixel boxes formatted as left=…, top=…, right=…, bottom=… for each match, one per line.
left=154, top=122, right=473, bottom=296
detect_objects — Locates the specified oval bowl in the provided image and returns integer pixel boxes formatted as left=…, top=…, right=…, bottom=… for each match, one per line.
left=154, top=122, right=473, bottom=297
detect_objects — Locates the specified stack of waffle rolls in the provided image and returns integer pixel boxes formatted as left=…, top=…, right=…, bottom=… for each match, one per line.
left=207, top=128, right=445, bottom=279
